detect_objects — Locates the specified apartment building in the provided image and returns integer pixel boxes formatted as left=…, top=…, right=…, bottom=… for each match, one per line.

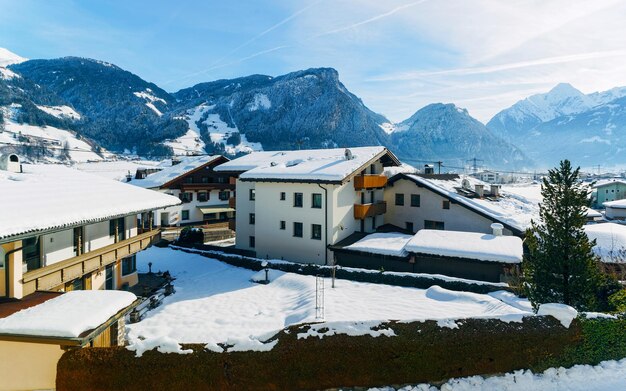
left=215, top=147, right=401, bottom=264
left=131, top=155, right=236, bottom=226
left=0, top=154, right=180, bottom=299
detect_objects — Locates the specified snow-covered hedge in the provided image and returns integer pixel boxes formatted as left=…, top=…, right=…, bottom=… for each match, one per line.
left=57, top=316, right=626, bottom=390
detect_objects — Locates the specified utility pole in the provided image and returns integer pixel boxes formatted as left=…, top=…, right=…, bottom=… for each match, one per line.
left=466, top=157, right=484, bottom=174
left=436, top=161, right=443, bottom=174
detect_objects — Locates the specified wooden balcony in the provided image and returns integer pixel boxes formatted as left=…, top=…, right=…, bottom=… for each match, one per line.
left=354, top=175, right=388, bottom=190
left=228, top=218, right=236, bottom=231
left=228, top=197, right=236, bottom=209
left=180, top=182, right=234, bottom=191
left=21, top=230, right=161, bottom=295
left=354, top=201, right=387, bottom=219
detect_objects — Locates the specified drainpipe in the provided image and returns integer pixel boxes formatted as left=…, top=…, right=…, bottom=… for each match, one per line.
left=317, top=183, right=329, bottom=266
left=4, top=246, right=22, bottom=298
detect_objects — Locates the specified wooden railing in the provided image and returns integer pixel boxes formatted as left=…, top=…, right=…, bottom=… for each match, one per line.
left=354, top=175, right=388, bottom=190
left=354, top=201, right=387, bottom=219
left=180, top=183, right=234, bottom=191
left=21, top=230, right=161, bottom=295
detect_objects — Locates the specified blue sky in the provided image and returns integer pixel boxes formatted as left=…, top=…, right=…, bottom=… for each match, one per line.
left=2, top=0, right=626, bottom=122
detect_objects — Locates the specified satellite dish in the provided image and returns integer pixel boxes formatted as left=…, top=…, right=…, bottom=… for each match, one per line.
left=344, top=148, right=353, bottom=160
left=462, top=178, right=471, bottom=189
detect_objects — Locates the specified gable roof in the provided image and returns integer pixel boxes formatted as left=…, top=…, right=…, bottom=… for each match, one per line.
left=388, top=173, right=537, bottom=236
left=215, top=146, right=400, bottom=183
left=593, top=179, right=626, bottom=189
left=131, top=155, right=225, bottom=189
left=0, top=164, right=181, bottom=243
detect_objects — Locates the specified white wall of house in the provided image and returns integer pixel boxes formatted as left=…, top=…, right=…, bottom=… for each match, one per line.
left=153, top=188, right=233, bottom=226
left=42, top=230, right=74, bottom=266
left=85, top=221, right=115, bottom=252
left=606, top=206, right=626, bottom=220
left=384, top=179, right=514, bottom=235
left=125, top=215, right=137, bottom=238
left=235, top=180, right=256, bottom=252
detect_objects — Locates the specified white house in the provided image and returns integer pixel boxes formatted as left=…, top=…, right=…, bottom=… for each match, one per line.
left=470, top=170, right=501, bottom=184
left=604, top=199, right=626, bottom=220
left=215, top=147, right=401, bottom=264
left=384, top=173, right=528, bottom=237
left=0, top=154, right=180, bottom=299
left=131, top=155, right=236, bottom=227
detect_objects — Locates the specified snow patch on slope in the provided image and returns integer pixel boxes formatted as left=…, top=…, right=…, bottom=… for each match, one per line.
left=36, top=105, right=81, bottom=120
left=0, top=47, right=27, bottom=67
left=248, top=93, right=271, bottom=111
left=133, top=88, right=166, bottom=116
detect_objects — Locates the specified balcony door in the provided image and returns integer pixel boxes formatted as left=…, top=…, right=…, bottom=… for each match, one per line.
left=105, top=264, right=115, bottom=290
left=73, top=227, right=84, bottom=256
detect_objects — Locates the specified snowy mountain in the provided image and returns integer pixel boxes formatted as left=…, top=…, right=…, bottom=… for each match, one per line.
left=487, top=83, right=626, bottom=167
left=390, top=103, right=531, bottom=169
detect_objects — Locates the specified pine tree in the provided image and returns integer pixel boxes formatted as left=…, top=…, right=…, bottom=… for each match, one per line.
left=524, top=160, right=600, bottom=311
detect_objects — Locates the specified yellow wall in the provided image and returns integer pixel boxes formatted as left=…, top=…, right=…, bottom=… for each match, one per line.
left=0, top=340, right=64, bottom=391
left=0, top=241, right=23, bottom=299
left=116, top=260, right=139, bottom=289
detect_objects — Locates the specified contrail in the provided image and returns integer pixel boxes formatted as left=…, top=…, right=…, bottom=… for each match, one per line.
left=368, top=50, right=626, bottom=82
left=163, top=1, right=321, bottom=86
left=313, top=0, right=429, bottom=38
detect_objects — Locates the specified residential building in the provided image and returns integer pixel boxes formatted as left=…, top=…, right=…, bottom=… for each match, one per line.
left=593, top=179, right=626, bottom=206
left=604, top=199, right=626, bottom=220
left=0, top=154, right=180, bottom=299
left=385, top=173, right=525, bottom=237
left=131, top=155, right=236, bottom=226
left=470, top=170, right=501, bottom=184
left=214, top=147, right=401, bottom=264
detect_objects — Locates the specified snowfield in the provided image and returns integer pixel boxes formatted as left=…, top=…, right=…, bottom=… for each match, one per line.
left=369, top=359, right=626, bottom=391
left=126, top=247, right=532, bottom=356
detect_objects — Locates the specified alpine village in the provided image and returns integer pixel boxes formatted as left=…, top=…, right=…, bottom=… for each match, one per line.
left=1, top=2, right=626, bottom=390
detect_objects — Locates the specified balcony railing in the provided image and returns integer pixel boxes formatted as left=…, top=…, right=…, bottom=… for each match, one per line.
left=354, top=201, right=387, bottom=219
left=228, top=218, right=236, bottom=231
left=21, top=230, right=161, bottom=295
left=180, top=182, right=234, bottom=191
left=228, top=197, right=236, bottom=209
left=354, top=175, right=388, bottom=190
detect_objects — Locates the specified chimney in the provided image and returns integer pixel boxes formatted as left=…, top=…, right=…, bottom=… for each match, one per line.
left=491, top=223, right=504, bottom=236
left=172, top=157, right=182, bottom=166
left=474, top=184, right=484, bottom=198
left=490, top=184, right=500, bottom=198
left=0, top=154, right=22, bottom=173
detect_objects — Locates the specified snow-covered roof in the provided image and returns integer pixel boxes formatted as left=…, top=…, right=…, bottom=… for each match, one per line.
left=215, top=146, right=399, bottom=182
left=395, top=174, right=538, bottom=234
left=343, top=232, right=413, bottom=257
left=585, top=207, right=603, bottom=217
left=0, top=164, right=181, bottom=242
left=604, top=199, right=626, bottom=209
left=131, top=155, right=223, bottom=188
left=0, top=291, right=136, bottom=338
left=584, top=223, right=626, bottom=263
left=405, top=230, right=523, bottom=263
left=592, top=179, right=626, bottom=188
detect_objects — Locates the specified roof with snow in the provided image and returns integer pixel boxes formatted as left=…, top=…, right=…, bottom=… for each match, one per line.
left=604, top=199, right=626, bottom=209
left=215, top=146, right=400, bottom=183
left=585, top=207, right=603, bottom=217
left=405, top=230, right=523, bottom=263
left=343, top=232, right=413, bottom=257
left=0, top=163, right=181, bottom=243
left=0, top=290, right=136, bottom=341
left=584, top=223, right=626, bottom=263
left=389, top=173, right=538, bottom=235
left=592, top=178, right=626, bottom=188
left=131, top=155, right=224, bottom=189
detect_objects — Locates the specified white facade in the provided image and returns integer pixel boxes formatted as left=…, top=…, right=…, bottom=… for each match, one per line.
left=152, top=188, right=233, bottom=227
left=384, top=178, right=516, bottom=236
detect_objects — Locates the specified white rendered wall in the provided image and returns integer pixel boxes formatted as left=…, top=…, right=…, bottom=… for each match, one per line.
left=384, top=179, right=514, bottom=235
left=42, top=230, right=75, bottom=266
left=85, top=221, right=115, bottom=252
left=235, top=180, right=256, bottom=252
left=605, top=206, right=626, bottom=220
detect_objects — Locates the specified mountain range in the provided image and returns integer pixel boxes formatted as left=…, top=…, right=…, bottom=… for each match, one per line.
left=11, top=46, right=617, bottom=170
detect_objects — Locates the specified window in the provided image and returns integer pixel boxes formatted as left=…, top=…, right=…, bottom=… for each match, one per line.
left=249, top=189, right=256, bottom=201
left=280, top=220, right=286, bottom=230
left=311, top=224, right=322, bottom=240
left=198, top=192, right=209, bottom=202
left=181, top=210, right=190, bottom=221
left=109, top=218, right=125, bottom=241
left=184, top=177, right=193, bottom=184
left=294, top=192, right=303, bottom=207
left=179, top=192, right=193, bottom=203
left=293, top=222, right=303, bottom=237
left=109, top=220, right=116, bottom=237
left=122, top=255, right=137, bottom=276
left=201, top=177, right=209, bottom=183
left=249, top=213, right=255, bottom=225
left=105, top=264, right=114, bottom=290
left=280, top=192, right=286, bottom=201
left=395, top=193, right=405, bottom=206
left=410, top=194, right=420, bottom=207
left=406, top=222, right=414, bottom=232
left=442, top=200, right=450, bottom=210
left=249, top=236, right=256, bottom=248
left=312, top=193, right=322, bottom=208
left=219, top=191, right=230, bottom=200
left=217, top=177, right=227, bottom=183
left=22, top=236, right=41, bottom=271
left=424, top=220, right=445, bottom=230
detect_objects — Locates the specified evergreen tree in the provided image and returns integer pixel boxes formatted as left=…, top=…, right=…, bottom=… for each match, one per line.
left=524, top=160, right=600, bottom=311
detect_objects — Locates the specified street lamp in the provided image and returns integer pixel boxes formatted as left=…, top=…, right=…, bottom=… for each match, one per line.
left=261, top=261, right=269, bottom=284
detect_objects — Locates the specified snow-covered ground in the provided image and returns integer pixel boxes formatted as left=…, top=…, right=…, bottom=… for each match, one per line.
left=0, top=119, right=102, bottom=162
left=126, top=247, right=532, bottom=355
left=369, top=359, right=626, bottom=391
left=501, top=182, right=543, bottom=205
